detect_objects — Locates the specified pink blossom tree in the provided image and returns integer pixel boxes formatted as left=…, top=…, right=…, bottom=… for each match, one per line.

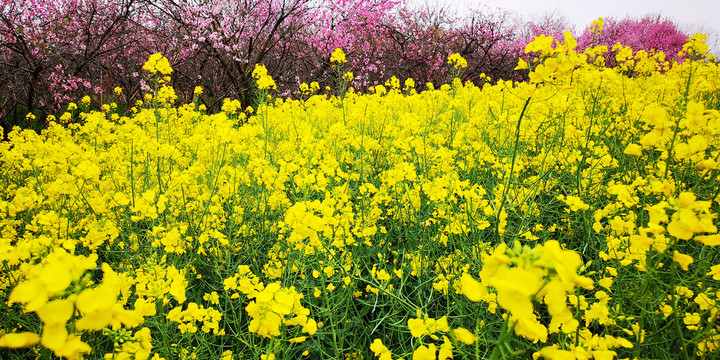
left=576, top=14, right=689, bottom=63
left=0, top=0, right=155, bottom=125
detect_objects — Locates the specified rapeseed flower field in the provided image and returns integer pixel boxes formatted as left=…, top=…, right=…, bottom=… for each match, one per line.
left=1, top=32, right=720, bottom=359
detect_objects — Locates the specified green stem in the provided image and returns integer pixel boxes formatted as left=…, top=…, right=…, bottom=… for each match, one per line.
left=496, top=94, right=533, bottom=236
left=664, top=59, right=694, bottom=180
left=488, top=317, right=514, bottom=360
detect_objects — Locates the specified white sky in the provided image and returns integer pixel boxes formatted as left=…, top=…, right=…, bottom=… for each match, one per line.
left=411, top=0, right=720, bottom=54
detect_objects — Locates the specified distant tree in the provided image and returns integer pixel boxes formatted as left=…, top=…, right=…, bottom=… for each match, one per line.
left=576, top=14, right=689, bottom=62
left=455, top=5, right=528, bottom=82
left=521, top=8, right=574, bottom=41
left=0, top=0, right=150, bottom=130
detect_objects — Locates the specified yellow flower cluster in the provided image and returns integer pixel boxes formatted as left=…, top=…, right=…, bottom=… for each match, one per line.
left=299, top=81, right=320, bottom=96
left=590, top=17, right=604, bottom=34
left=460, top=240, right=593, bottom=343
left=330, top=47, right=347, bottom=64
left=220, top=98, right=244, bottom=117
left=142, top=53, right=173, bottom=75
left=223, top=265, right=317, bottom=338
left=103, top=327, right=154, bottom=360
left=246, top=282, right=317, bottom=338
left=447, top=53, right=468, bottom=69
left=167, top=302, right=224, bottom=334
left=252, top=64, right=277, bottom=90
left=405, top=314, right=460, bottom=359
left=132, top=260, right=188, bottom=304
left=5, top=250, right=147, bottom=359
left=157, top=84, right=177, bottom=104
left=521, top=31, right=586, bottom=84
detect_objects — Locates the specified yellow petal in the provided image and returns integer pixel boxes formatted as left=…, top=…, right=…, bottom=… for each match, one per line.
left=41, top=323, right=68, bottom=351
left=623, top=143, right=643, bottom=156
left=55, top=334, right=92, bottom=359
left=695, top=234, right=720, bottom=246
left=36, top=299, right=74, bottom=325
left=301, top=318, right=318, bottom=335
left=408, top=318, right=427, bottom=338
left=514, top=58, right=529, bottom=70
left=9, top=280, right=44, bottom=306
left=75, top=311, right=113, bottom=331
left=39, top=261, right=72, bottom=295
left=673, top=251, right=694, bottom=271
left=288, top=336, right=306, bottom=343
left=0, top=332, right=40, bottom=348
left=452, top=327, right=477, bottom=345
left=459, top=273, right=486, bottom=302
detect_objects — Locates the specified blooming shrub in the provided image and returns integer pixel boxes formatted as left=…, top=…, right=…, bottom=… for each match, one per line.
left=576, top=15, right=690, bottom=66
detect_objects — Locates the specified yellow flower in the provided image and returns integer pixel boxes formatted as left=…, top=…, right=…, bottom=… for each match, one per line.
left=59, top=112, right=72, bottom=122
left=41, top=322, right=68, bottom=352
left=696, top=234, right=720, bottom=246
left=203, top=292, right=220, bottom=305
left=302, top=318, right=318, bottom=335
left=252, top=64, right=268, bottom=79
left=537, top=345, right=575, bottom=360
left=157, top=85, right=177, bottom=104
left=667, top=192, right=715, bottom=240
left=684, top=312, right=701, bottom=330
left=385, top=76, right=400, bottom=89
left=408, top=316, right=450, bottom=338
left=53, top=334, right=91, bottom=359
left=36, top=299, right=74, bottom=326
left=374, top=85, right=387, bottom=95
left=439, top=336, right=453, bottom=360
left=404, top=78, right=415, bottom=89
left=370, top=339, right=393, bottom=360
left=694, top=293, right=715, bottom=310
left=330, top=48, right=347, bottom=64
left=590, top=17, right=604, bottom=34
left=514, top=58, right=528, bottom=70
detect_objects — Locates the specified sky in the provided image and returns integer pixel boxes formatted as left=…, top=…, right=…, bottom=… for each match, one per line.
left=413, top=0, right=720, bottom=54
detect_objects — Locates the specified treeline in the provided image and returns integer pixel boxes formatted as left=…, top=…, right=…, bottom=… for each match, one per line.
left=0, top=0, right=691, bottom=131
